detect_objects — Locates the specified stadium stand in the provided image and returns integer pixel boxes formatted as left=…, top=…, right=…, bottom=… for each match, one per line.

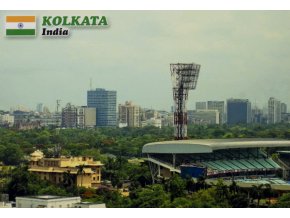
left=143, top=138, right=290, bottom=187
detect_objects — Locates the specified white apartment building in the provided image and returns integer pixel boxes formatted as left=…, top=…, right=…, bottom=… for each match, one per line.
left=118, top=101, right=140, bottom=127
left=16, top=195, right=81, bottom=208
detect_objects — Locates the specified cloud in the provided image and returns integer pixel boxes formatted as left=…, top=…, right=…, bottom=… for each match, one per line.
left=0, top=11, right=290, bottom=111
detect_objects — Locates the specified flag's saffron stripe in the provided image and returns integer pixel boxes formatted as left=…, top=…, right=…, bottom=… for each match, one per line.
left=6, top=16, right=35, bottom=22
left=6, top=29, right=35, bottom=36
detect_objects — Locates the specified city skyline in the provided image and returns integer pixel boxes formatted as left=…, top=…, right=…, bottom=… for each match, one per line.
left=1, top=11, right=290, bottom=111
left=1, top=91, right=288, bottom=114
left=4, top=95, right=288, bottom=115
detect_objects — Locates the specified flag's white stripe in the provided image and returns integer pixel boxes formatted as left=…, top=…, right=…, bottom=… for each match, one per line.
left=6, top=22, right=36, bottom=29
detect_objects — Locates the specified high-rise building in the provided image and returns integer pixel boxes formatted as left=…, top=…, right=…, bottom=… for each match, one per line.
left=118, top=101, right=140, bottom=127
left=227, top=99, right=251, bottom=124
left=87, top=88, right=117, bottom=127
left=77, top=107, right=96, bottom=128
left=36, top=103, right=43, bottom=113
left=188, top=110, right=219, bottom=125
left=281, top=103, right=288, bottom=123
left=0, top=114, right=14, bottom=127
left=268, top=97, right=281, bottom=124
left=281, top=103, right=287, bottom=114
left=141, top=118, right=162, bottom=128
left=43, top=106, right=50, bottom=114
left=160, top=112, right=174, bottom=127
left=196, top=102, right=207, bottom=110
left=207, top=101, right=225, bottom=124
left=251, top=106, right=266, bottom=124
left=61, top=103, right=77, bottom=128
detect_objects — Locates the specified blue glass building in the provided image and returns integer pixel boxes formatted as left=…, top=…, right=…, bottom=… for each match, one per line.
left=87, top=88, right=117, bottom=127
left=227, top=99, right=251, bottom=124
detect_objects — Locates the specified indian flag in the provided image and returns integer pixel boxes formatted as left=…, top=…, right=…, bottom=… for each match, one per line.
left=6, top=16, right=36, bottom=36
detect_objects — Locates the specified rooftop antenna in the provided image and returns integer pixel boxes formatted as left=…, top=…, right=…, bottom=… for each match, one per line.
left=56, top=99, right=61, bottom=113
left=170, top=63, right=201, bottom=140
left=90, top=78, right=93, bottom=90
left=54, top=128, right=61, bottom=158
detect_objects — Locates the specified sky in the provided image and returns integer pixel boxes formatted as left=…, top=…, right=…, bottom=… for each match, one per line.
left=0, top=10, right=290, bottom=112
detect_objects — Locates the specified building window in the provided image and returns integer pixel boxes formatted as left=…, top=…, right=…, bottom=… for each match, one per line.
left=93, top=177, right=95, bottom=181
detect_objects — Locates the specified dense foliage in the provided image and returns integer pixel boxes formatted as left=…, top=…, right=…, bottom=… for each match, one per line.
left=1, top=124, right=290, bottom=207
left=0, top=124, right=290, bottom=166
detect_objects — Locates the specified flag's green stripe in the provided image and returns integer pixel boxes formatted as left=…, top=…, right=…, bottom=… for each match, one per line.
left=6, top=29, right=35, bottom=36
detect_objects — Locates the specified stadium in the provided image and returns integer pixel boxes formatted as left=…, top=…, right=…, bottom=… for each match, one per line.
left=142, top=138, right=290, bottom=190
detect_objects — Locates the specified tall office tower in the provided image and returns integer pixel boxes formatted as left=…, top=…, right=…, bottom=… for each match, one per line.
left=251, top=106, right=264, bottom=124
left=268, top=97, right=281, bottom=124
left=36, top=103, right=43, bottom=113
left=144, top=109, right=159, bottom=120
left=196, top=102, right=207, bottom=110
left=227, top=99, right=251, bottom=124
left=281, top=103, right=287, bottom=114
left=188, top=109, right=220, bottom=125
left=281, top=102, right=288, bottom=123
left=61, top=103, right=77, bottom=128
left=118, top=104, right=128, bottom=127
left=87, top=88, right=117, bottom=127
left=207, top=101, right=225, bottom=124
left=118, top=101, right=140, bottom=127
left=77, top=106, right=96, bottom=128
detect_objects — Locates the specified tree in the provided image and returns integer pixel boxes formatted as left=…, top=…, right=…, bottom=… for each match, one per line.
left=229, top=192, right=248, bottom=208
left=0, top=144, right=24, bottom=165
left=62, top=170, right=74, bottom=189
left=170, top=197, right=193, bottom=208
left=130, top=184, right=171, bottom=208
left=229, top=180, right=239, bottom=195
left=185, top=176, right=196, bottom=193
left=76, top=164, right=85, bottom=187
left=263, top=184, right=274, bottom=206
left=196, top=175, right=207, bottom=190
left=167, top=174, right=186, bottom=201
left=250, top=184, right=264, bottom=207
left=0, top=145, right=5, bottom=160
left=7, top=166, right=47, bottom=200
left=38, top=185, right=68, bottom=196
left=228, top=181, right=248, bottom=208
left=272, top=193, right=290, bottom=208
left=95, top=186, right=130, bottom=208
left=214, top=179, right=230, bottom=205
left=127, top=162, right=152, bottom=187
left=191, top=188, right=219, bottom=208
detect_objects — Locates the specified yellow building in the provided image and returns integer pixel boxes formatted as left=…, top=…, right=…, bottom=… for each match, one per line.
left=28, top=150, right=103, bottom=188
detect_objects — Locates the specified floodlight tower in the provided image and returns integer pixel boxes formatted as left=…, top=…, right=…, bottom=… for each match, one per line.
left=171, top=63, right=201, bottom=140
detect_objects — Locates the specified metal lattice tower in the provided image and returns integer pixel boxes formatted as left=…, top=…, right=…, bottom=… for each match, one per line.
left=56, top=99, right=61, bottom=113
left=170, top=63, right=201, bottom=140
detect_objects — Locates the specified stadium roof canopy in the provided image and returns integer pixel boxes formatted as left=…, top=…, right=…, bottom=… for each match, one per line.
left=142, top=138, right=290, bottom=154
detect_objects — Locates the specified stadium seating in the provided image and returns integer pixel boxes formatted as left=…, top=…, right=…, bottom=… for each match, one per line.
left=236, top=159, right=256, bottom=169
left=202, top=158, right=281, bottom=172
left=248, top=159, right=264, bottom=169
left=227, top=160, right=247, bottom=169
left=221, top=160, right=241, bottom=170
left=256, top=159, right=273, bottom=168
left=266, top=159, right=281, bottom=168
